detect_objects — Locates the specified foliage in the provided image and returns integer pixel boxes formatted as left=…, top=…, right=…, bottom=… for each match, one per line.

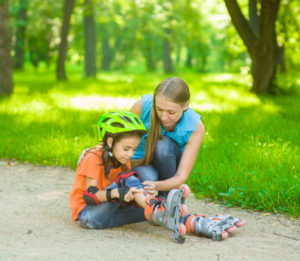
left=0, top=66, right=299, bottom=216
left=9, top=0, right=276, bottom=73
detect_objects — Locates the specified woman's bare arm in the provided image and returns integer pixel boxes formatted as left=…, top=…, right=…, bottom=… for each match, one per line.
left=130, top=99, right=143, bottom=117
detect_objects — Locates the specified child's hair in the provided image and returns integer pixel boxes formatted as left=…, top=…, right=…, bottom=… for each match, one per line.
left=88, top=131, right=143, bottom=178
left=143, top=77, right=190, bottom=165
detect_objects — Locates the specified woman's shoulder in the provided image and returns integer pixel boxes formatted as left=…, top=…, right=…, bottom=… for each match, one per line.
left=140, top=95, right=153, bottom=121
left=142, top=95, right=153, bottom=108
left=186, top=107, right=201, bottom=120
left=181, top=108, right=201, bottom=129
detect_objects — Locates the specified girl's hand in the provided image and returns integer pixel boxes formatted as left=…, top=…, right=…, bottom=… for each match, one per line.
left=142, top=181, right=156, bottom=195
left=124, top=187, right=143, bottom=202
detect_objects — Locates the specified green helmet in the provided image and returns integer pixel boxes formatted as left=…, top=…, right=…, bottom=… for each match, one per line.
left=97, top=111, right=147, bottom=141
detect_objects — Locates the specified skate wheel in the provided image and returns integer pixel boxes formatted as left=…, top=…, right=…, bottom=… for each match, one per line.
left=235, top=219, right=246, bottom=227
left=226, top=225, right=237, bottom=233
left=221, top=231, right=228, bottom=239
left=179, top=184, right=190, bottom=198
left=179, top=223, right=186, bottom=236
left=181, top=204, right=188, bottom=217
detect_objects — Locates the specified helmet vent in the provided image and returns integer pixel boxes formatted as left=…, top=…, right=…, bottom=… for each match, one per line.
left=102, top=117, right=110, bottom=123
left=111, top=122, right=125, bottom=128
left=121, top=115, right=134, bottom=124
left=134, top=117, right=140, bottom=124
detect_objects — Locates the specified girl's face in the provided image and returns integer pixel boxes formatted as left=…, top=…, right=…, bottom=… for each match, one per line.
left=111, top=136, right=140, bottom=164
left=155, top=94, right=189, bottom=131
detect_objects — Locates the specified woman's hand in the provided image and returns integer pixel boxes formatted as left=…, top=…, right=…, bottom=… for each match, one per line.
left=124, top=187, right=143, bottom=202
left=142, top=181, right=156, bottom=195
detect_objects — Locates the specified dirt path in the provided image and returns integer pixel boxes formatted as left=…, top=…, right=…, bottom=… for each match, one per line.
left=0, top=160, right=299, bottom=261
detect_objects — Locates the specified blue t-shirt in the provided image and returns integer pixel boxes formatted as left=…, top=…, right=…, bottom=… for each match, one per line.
left=132, top=95, right=201, bottom=159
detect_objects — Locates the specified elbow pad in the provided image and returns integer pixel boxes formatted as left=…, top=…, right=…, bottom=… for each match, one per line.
left=83, top=186, right=101, bottom=205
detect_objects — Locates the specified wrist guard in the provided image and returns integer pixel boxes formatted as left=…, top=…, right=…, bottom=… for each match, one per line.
left=117, top=178, right=130, bottom=203
left=83, top=186, right=101, bottom=205
left=106, top=188, right=113, bottom=202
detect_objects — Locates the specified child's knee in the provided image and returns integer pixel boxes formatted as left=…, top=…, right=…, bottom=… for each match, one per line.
left=79, top=218, right=103, bottom=229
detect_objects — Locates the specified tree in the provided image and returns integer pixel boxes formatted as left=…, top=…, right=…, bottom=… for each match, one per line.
left=0, top=0, right=13, bottom=95
left=14, top=0, right=27, bottom=69
left=83, top=0, right=96, bottom=77
left=163, top=28, right=174, bottom=73
left=56, top=0, right=75, bottom=80
left=160, top=1, right=174, bottom=73
left=224, top=0, right=281, bottom=93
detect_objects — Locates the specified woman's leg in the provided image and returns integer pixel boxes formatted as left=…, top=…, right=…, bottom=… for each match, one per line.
left=133, top=164, right=158, bottom=182
left=78, top=202, right=145, bottom=229
left=152, top=136, right=181, bottom=196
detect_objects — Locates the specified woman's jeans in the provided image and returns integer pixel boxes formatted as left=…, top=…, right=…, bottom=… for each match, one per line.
left=133, top=136, right=182, bottom=197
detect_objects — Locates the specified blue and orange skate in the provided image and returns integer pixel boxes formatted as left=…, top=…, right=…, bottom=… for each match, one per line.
left=144, top=184, right=190, bottom=243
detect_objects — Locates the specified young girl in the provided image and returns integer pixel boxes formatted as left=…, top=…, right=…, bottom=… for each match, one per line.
left=69, top=111, right=189, bottom=243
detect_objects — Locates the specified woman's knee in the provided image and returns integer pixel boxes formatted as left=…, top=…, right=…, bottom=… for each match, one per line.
left=133, top=165, right=158, bottom=182
left=155, top=136, right=180, bottom=159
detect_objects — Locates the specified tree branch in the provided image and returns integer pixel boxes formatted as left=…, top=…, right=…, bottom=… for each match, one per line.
left=224, top=0, right=257, bottom=53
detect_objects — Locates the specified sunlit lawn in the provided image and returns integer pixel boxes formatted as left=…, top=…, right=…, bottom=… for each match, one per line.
left=0, top=66, right=299, bottom=217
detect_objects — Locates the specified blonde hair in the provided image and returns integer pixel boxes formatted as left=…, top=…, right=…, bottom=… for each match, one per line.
left=143, top=77, right=190, bottom=165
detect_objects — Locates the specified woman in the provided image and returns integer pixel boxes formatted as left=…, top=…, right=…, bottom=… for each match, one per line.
left=130, top=77, right=204, bottom=195
left=130, top=77, right=245, bottom=241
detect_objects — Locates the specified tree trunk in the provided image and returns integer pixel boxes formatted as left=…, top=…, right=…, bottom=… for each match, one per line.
left=84, top=0, right=96, bottom=77
left=101, top=25, right=113, bottom=70
left=14, top=0, right=27, bottom=70
left=101, top=37, right=111, bottom=70
left=224, top=0, right=281, bottom=93
left=28, top=38, right=40, bottom=68
left=0, top=0, right=13, bottom=95
left=145, top=38, right=156, bottom=71
left=276, top=46, right=286, bottom=73
left=251, top=0, right=280, bottom=93
left=163, top=29, right=174, bottom=73
left=249, top=0, right=259, bottom=38
left=186, top=47, right=192, bottom=67
left=251, top=44, right=276, bottom=93
left=56, top=0, right=75, bottom=81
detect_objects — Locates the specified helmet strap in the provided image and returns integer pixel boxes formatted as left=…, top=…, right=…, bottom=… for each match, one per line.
left=105, top=143, right=121, bottom=168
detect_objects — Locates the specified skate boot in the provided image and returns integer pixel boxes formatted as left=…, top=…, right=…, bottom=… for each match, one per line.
left=144, top=184, right=190, bottom=243
left=184, top=213, right=246, bottom=241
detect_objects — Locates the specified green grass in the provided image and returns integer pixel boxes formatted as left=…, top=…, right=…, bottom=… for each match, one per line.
left=1, top=66, right=299, bottom=217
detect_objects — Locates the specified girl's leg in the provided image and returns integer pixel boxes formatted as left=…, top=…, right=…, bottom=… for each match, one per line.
left=78, top=202, right=145, bottom=229
left=152, top=136, right=181, bottom=197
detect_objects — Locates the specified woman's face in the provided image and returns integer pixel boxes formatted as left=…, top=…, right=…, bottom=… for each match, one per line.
left=111, top=136, right=140, bottom=164
left=155, top=94, right=189, bottom=130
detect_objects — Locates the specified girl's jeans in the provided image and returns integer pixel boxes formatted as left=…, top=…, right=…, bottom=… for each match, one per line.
left=133, top=136, right=182, bottom=197
left=78, top=136, right=181, bottom=229
left=78, top=175, right=146, bottom=229
left=78, top=202, right=145, bottom=229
